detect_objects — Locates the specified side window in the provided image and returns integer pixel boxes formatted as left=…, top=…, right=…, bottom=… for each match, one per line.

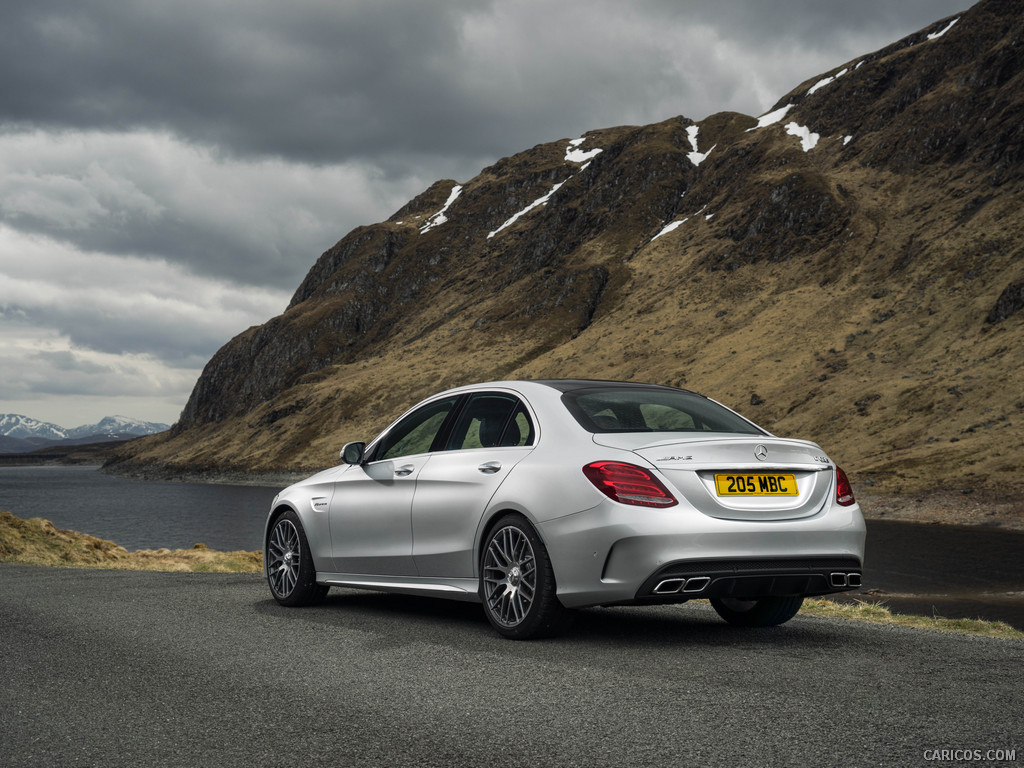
left=376, top=397, right=458, bottom=461
left=445, top=394, right=535, bottom=451
left=502, top=403, right=534, bottom=447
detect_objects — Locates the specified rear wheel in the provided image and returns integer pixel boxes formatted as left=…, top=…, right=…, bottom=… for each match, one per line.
left=481, top=514, right=572, bottom=639
left=266, top=510, right=328, bottom=607
left=710, top=596, right=804, bottom=627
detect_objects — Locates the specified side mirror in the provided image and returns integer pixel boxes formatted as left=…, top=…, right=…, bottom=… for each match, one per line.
left=340, top=441, right=366, bottom=465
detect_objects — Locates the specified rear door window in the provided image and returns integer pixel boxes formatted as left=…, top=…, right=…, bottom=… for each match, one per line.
left=445, top=394, right=535, bottom=450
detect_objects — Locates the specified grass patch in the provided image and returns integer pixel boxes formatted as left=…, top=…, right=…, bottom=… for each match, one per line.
left=801, top=597, right=1024, bottom=640
left=0, top=510, right=262, bottom=573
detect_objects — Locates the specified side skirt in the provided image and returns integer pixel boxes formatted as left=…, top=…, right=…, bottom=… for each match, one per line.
left=317, top=572, right=482, bottom=604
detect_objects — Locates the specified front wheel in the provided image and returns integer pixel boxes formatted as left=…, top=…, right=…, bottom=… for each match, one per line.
left=710, top=596, right=804, bottom=627
left=481, top=514, right=572, bottom=640
left=266, top=510, right=328, bottom=607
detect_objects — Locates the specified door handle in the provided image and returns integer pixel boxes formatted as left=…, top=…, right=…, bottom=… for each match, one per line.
left=394, top=464, right=415, bottom=477
left=478, top=461, right=502, bottom=474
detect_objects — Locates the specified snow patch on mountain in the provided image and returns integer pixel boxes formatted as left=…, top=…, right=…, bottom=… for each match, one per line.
left=927, top=17, right=959, bottom=40
left=751, top=104, right=794, bottom=130
left=785, top=122, right=820, bottom=152
left=565, top=137, right=603, bottom=164
left=652, top=218, right=688, bottom=241
left=686, top=126, right=715, bottom=167
left=488, top=179, right=569, bottom=239
left=419, top=184, right=463, bottom=233
left=807, top=67, right=849, bottom=96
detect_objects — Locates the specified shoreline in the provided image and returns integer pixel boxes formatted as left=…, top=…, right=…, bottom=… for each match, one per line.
left=9, top=459, right=1020, bottom=531
left=102, top=462, right=1024, bottom=531
left=856, top=490, right=1024, bottom=531
left=100, top=460, right=308, bottom=488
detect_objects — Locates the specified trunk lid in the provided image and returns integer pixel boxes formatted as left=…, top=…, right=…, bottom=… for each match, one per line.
left=593, top=433, right=834, bottom=521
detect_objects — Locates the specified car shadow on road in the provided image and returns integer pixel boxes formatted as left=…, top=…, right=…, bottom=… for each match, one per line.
left=252, top=588, right=852, bottom=651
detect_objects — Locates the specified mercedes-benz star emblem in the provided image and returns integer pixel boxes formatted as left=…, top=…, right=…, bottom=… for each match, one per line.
left=754, top=444, right=768, bottom=461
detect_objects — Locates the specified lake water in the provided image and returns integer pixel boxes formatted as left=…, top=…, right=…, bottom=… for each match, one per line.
left=0, top=465, right=281, bottom=551
left=2, top=464, right=1022, bottom=629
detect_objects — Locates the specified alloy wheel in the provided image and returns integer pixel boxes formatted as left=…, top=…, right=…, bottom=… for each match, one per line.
left=268, top=518, right=301, bottom=599
left=483, top=525, right=538, bottom=627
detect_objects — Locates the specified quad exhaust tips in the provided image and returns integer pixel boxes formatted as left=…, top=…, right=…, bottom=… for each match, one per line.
left=654, top=573, right=860, bottom=594
left=653, top=571, right=861, bottom=596
left=653, top=576, right=711, bottom=595
left=830, top=572, right=862, bottom=588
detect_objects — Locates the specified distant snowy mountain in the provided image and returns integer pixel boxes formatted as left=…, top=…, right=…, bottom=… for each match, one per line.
left=0, top=414, right=68, bottom=441
left=66, top=415, right=171, bottom=439
left=0, top=414, right=169, bottom=453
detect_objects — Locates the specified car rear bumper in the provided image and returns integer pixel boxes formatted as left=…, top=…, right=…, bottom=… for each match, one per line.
left=633, top=556, right=863, bottom=604
left=537, top=499, right=866, bottom=609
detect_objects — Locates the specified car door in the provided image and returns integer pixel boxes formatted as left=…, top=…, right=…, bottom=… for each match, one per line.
left=329, top=395, right=458, bottom=575
left=411, top=393, right=536, bottom=578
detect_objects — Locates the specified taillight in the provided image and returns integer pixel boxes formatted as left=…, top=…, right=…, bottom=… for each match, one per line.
left=836, top=466, right=856, bottom=506
left=583, top=461, right=678, bottom=508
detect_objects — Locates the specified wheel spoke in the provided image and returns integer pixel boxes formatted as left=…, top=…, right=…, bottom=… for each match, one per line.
left=511, top=592, right=523, bottom=623
left=490, top=534, right=511, bottom=568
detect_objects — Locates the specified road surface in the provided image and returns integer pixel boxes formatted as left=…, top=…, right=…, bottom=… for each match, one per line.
left=1, top=565, right=1020, bottom=767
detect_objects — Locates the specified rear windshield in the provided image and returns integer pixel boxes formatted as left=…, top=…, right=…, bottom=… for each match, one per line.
left=561, top=388, right=763, bottom=435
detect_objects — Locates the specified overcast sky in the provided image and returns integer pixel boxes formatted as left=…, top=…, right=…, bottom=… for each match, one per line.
left=0, top=0, right=968, bottom=428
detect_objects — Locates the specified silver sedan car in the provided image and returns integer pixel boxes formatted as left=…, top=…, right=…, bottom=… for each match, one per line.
left=265, top=380, right=865, bottom=639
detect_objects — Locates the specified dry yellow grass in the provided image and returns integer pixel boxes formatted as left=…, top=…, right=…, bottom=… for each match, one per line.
left=801, top=597, right=1024, bottom=640
left=0, top=510, right=261, bottom=573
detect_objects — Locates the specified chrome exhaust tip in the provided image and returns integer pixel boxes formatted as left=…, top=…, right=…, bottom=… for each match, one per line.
left=829, top=573, right=848, bottom=588
left=847, top=573, right=862, bottom=588
left=681, top=576, right=711, bottom=593
left=653, top=578, right=686, bottom=594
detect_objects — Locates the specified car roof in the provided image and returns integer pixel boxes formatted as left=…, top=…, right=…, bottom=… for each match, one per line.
left=430, top=379, right=702, bottom=400
left=530, top=379, right=699, bottom=395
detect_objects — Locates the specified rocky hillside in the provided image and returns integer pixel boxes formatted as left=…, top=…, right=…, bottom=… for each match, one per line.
left=113, top=0, right=1024, bottom=497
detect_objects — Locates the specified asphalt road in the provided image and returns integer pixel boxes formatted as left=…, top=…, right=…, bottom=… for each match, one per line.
left=2, top=565, right=1021, bottom=768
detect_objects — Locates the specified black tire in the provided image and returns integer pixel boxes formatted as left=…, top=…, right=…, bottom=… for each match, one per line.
left=710, top=596, right=804, bottom=627
left=266, top=510, right=328, bottom=607
left=480, top=514, right=572, bottom=640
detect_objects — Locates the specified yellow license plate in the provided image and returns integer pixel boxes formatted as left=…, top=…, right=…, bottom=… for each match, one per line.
left=715, top=474, right=798, bottom=496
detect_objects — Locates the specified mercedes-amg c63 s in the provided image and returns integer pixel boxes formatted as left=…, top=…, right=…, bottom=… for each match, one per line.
left=265, top=380, right=865, bottom=639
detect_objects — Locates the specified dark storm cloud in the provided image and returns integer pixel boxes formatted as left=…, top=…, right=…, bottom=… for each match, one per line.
left=0, top=0, right=972, bottom=425
left=20, top=302, right=228, bottom=365
left=1, top=0, right=969, bottom=169
left=0, top=0, right=494, bottom=165
left=0, top=130, right=428, bottom=288
left=654, top=0, right=965, bottom=48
